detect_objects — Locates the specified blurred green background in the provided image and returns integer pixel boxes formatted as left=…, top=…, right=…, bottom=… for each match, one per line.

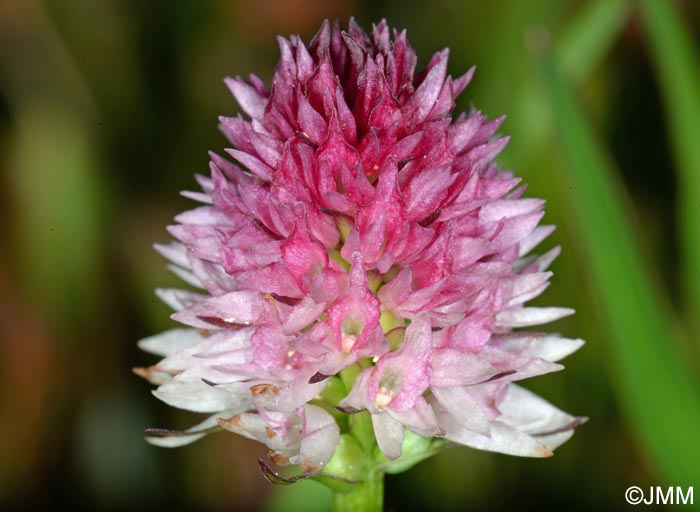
left=1, top=0, right=699, bottom=510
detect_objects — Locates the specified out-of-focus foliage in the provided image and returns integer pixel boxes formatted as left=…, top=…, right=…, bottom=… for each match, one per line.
left=542, top=54, right=700, bottom=486
left=0, top=0, right=698, bottom=510
left=638, top=0, right=700, bottom=337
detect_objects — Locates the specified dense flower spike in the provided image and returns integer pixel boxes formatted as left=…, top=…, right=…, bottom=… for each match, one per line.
left=137, top=18, right=584, bottom=475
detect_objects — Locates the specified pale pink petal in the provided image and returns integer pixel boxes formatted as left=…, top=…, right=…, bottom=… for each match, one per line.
left=171, top=291, right=272, bottom=329
left=137, top=328, right=202, bottom=357
left=155, top=288, right=207, bottom=312
left=498, top=384, right=585, bottom=451
left=432, top=386, right=491, bottom=437
left=292, top=405, right=341, bottom=473
left=372, top=412, right=404, bottom=460
left=153, top=380, right=251, bottom=413
left=369, top=316, right=432, bottom=412
left=495, top=307, right=575, bottom=328
left=389, top=397, right=443, bottom=437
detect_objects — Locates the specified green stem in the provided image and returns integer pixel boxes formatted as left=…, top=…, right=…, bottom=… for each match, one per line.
left=333, top=470, right=384, bottom=512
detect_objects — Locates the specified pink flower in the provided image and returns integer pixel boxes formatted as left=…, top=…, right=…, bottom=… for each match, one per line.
left=137, top=18, right=584, bottom=475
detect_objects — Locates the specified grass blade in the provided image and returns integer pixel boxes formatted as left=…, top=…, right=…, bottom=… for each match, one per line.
left=540, top=56, right=700, bottom=485
left=638, top=0, right=700, bottom=338
left=556, top=0, right=631, bottom=83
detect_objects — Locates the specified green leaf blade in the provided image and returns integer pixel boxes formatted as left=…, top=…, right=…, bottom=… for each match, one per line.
left=540, top=56, right=700, bottom=485
left=639, top=0, right=700, bottom=338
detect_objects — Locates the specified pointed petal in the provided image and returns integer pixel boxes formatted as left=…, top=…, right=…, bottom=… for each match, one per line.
left=225, top=77, right=267, bottom=119
left=498, top=384, right=582, bottom=452
left=443, top=418, right=553, bottom=458
left=145, top=412, right=227, bottom=448
left=432, top=386, right=491, bottom=436
left=495, top=307, right=575, bottom=328
left=138, top=328, right=202, bottom=356
left=155, top=288, right=207, bottom=312
left=153, top=380, right=251, bottom=413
